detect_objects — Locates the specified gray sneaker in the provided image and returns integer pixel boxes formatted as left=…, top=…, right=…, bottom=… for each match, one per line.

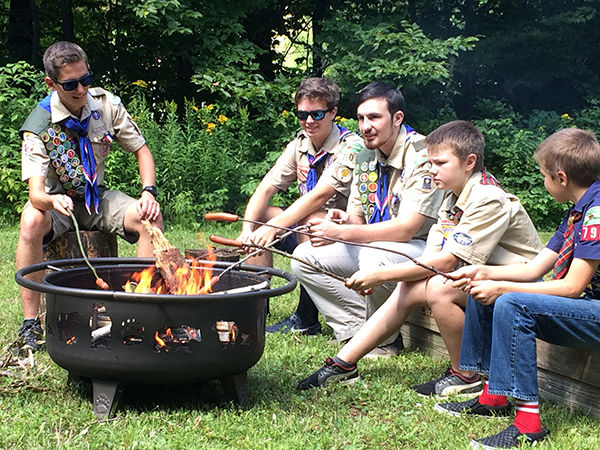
left=470, top=425, right=549, bottom=449
left=412, top=368, right=483, bottom=397
left=297, top=358, right=359, bottom=390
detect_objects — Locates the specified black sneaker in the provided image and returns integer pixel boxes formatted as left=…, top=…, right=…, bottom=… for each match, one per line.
left=412, top=368, right=483, bottom=397
left=470, top=424, right=550, bottom=449
left=297, top=358, right=359, bottom=390
left=435, top=397, right=513, bottom=418
left=17, top=319, right=44, bottom=352
left=266, top=313, right=321, bottom=335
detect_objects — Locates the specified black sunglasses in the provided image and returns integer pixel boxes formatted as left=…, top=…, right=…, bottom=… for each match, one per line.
left=52, top=72, right=94, bottom=91
left=294, top=109, right=331, bottom=121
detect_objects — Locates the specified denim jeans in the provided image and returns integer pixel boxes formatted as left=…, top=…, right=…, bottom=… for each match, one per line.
left=459, top=292, right=600, bottom=401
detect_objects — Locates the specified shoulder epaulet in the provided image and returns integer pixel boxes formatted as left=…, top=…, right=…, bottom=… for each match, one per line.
left=412, top=137, right=426, bottom=151
left=19, top=106, right=51, bottom=139
left=89, top=87, right=106, bottom=97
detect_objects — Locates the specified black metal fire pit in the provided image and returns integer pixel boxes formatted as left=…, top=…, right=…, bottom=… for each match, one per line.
left=16, top=258, right=296, bottom=419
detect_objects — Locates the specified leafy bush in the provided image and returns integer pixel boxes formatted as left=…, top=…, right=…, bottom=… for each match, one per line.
left=0, top=62, right=46, bottom=224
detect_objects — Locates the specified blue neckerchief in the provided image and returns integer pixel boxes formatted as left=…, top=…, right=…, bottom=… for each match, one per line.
left=38, top=93, right=100, bottom=214
left=368, top=162, right=390, bottom=223
left=305, top=125, right=351, bottom=192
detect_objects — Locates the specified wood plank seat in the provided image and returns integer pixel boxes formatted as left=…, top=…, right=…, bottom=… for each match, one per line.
left=401, top=307, right=600, bottom=418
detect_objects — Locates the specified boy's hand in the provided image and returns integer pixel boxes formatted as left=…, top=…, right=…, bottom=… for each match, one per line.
left=469, top=280, right=504, bottom=305
left=345, top=268, right=385, bottom=293
left=52, top=194, right=74, bottom=216
left=325, top=208, right=349, bottom=224
left=248, top=225, right=278, bottom=249
left=308, top=218, right=339, bottom=247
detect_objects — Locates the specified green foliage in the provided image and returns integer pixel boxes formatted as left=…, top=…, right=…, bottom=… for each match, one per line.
left=0, top=61, right=46, bottom=224
left=318, top=16, right=478, bottom=94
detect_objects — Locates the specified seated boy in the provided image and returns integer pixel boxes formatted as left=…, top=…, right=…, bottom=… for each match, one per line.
left=435, top=128, right=600, bottom=449
left=297, top=120, right=542, bottom=394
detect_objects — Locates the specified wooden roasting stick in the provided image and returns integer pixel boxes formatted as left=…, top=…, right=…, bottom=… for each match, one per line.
left=141, top=219, right=189, bottom=294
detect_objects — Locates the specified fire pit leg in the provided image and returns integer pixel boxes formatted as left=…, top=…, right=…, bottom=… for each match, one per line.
left=219, top=372, right=249, bottom=410
left=91, top=379, right=124, bottom=419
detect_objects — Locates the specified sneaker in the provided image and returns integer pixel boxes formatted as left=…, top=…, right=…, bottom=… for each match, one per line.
left=17, top=319, right=44, bottom=352
left=470, top=424, right=550, bottom=449
left=265, top=313, right=321, bottom=335
left=297, top=358, right=359, bottom=390
left=364, top=334, right=404, bottom=359
left=435, top=397, right=513, bottom=418
left=412, top=368, right=483, bottom=397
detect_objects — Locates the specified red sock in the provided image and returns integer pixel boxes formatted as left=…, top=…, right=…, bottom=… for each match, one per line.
left=513, top=400, right=542, bottom=434
left=478, top=381, right=508, bottom=407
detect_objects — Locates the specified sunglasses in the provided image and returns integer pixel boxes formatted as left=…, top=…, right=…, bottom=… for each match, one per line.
left=52, top=72, right=94, bottom=91
left=294, top=109, right=331, bottom=121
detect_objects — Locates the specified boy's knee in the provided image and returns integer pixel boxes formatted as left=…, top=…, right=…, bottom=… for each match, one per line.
left=19, top=208, right=51, bottom=240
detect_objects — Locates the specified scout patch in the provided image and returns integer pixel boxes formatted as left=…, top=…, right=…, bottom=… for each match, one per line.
left=421, top=175, right=433, bottom=192
left=337, top=165, right=352, bottom=183
left=46, top=125, right=87, bottom=197
left=453, top=232, right=473, bottom=246
left=582, top=206, right=600, bottom=241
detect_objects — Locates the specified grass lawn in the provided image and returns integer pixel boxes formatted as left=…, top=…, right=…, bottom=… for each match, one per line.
left=0, top=225, right=598, bottom=449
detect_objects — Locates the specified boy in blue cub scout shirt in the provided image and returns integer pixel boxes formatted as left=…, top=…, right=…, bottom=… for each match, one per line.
left=17, top=41, right=162, bottom=351
left=436, top=128, right=600, bottom=449
left=297, top=121, right=542, bottom=396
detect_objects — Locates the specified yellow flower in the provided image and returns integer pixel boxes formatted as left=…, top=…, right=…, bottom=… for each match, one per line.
left=206, top=122, right=217, bottom=134
left=561, top=113, right=572, bottom=120
left=217, top=114, right=228, bottom=124
left=205, top=104, right=215, bottom=111
left=539, top=125, right=546, bottom=131
left=132, top=80, right=148, bottom=88
left=192, top=105, right=199, bottom=112
left=335, top=116, right=348, bottom=123
left=281, top=110, right=289, bottom=117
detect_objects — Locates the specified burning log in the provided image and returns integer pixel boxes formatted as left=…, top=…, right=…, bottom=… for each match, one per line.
left=141, top=220, right=189, bottom=294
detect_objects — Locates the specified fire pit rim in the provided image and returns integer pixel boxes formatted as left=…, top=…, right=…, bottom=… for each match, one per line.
left=16, top=257, right=297, bottom=302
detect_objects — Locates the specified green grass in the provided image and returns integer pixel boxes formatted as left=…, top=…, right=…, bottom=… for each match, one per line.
left=0, top=225, right=598, bottom=449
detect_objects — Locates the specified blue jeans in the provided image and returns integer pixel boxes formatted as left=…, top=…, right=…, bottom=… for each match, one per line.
left=459, top=292, right=600, bottom=401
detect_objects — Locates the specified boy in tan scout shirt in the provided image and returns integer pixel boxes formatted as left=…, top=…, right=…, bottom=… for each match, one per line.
left=297, top=120, right=542, bottom=393
left=237, top=78, right=366, bottom=335
left=17, top=41, right=161, bottom=351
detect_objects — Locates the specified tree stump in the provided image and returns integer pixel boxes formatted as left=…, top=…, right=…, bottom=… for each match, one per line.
left=44, top=231, right=118, bottom=261
left=185, top=248, right=240, bottom=262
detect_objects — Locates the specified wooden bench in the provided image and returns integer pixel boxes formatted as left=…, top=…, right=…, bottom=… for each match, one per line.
left=401, top=307, right=600, bottom=418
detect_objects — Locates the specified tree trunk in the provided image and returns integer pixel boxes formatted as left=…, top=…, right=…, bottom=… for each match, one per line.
left=61, top=0, right=75, bottom=42
left=7, top=0, right=33, bottom=64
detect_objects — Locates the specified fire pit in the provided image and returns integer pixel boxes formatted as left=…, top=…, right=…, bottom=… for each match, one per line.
left=16, top=257, right=296, bottom=419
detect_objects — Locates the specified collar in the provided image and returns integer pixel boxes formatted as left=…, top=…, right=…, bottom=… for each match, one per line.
left=573, top=180, right=600, bottom=215
left=446, top=171, right=482, bottom=215
left=300, top=123, right=340, bottom=155
left=49, top=90, right=101, bottom=124
left=376, top=124, right=413, bottom=169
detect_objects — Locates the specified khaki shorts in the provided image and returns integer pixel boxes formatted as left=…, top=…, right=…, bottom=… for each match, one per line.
left=24, top=187, right=139, bottom=246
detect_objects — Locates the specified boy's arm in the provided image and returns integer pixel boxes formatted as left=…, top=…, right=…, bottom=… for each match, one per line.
left=249, top=182, right=336, bottom=247
left=238, top=179, right=280, bottom=242
left=28, top=176, right=73, bottom=216
left=346, top=251, right=461, bottom=292
left=308, top=211, right=428, bottom=245
left=468, top=257, right=599, bottom=305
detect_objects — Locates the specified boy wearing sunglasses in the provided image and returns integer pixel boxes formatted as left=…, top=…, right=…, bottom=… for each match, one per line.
left=291, top=81, right=444, bottom=356
left=238, top=78, right=367, bottom=336
left=17, top=41, right=162, bottom=351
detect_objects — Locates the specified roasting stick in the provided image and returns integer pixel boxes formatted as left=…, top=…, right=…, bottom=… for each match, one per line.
left=205, top=212, right=454, bottom=280
left=214, top=227, right=303, bottom=281
left=210, top=235, right=348, bottom=283
left=68, top=209, right=110, bottom=290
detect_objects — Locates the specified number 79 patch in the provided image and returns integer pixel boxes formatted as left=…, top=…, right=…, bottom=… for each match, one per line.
left=582, top=206, right=600, bottom=241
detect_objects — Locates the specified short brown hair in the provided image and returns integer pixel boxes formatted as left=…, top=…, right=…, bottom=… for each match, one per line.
left=424, top=120, right=485, bottom=172
left=294, top=78, right=339, bottom=111
left=43, top=41, right=88, bottom=80
left=534, top=128, right=600, bottom=188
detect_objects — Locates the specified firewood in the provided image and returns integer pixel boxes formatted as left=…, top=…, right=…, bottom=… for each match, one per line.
left=141, top=220, right=189, bottom=294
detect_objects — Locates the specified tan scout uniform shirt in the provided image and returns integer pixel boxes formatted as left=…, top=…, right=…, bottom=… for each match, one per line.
left=21, top=88, right=145, bottom=194
left=425, top=171, right=543, bottom=265
left=263, top=124, right=365, bottom=211
left=346, top=124, right=444, bottom=240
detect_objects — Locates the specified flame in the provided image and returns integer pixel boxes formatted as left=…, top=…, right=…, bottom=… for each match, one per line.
left=125, top=247, right=218, bottom=295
